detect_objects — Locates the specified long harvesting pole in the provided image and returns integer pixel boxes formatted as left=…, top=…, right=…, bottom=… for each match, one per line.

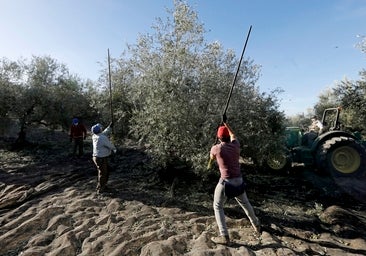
left=210, top=25, right=252, bottom=149
left=208, top=25, right=253, bottom=168
left=107, top=48, right=114, bottom=135
left=222, top=25, right=252, bottom=116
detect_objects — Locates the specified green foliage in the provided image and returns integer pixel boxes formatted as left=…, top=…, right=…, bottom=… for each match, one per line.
left=314, top=76, right=366, bottom=134
left=332, top=76, right=366, bottom=132
left=285, top=113, right=311, bottom=130
left=0, top=59, right=22, bottom=118
left=312, top=87, right=340, bottom=121
left=0, top=56, right=98, bottom=138
left=108, top=0, right=285, bottom=172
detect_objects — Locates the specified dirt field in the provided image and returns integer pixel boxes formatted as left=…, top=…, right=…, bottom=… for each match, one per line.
left=0, top=130, right=365, bottom=255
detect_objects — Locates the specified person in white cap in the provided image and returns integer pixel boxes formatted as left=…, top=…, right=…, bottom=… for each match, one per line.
left=91, top=122, right=116, bottom=194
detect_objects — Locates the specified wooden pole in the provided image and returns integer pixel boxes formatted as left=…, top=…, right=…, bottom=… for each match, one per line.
left=222, top=25, right=252, bottom=116
left=214, top=25, right=252, bottom=145
left=208, top=25, right=253, bottom=169
left=107, top=48, right=114, bottom=136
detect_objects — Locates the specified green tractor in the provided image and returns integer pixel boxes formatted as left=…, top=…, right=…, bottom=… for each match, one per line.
left=266, top=107, right=366, bottom=177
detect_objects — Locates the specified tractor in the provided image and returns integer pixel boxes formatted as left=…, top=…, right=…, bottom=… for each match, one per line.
left=266, top=107, right=366, bottom=177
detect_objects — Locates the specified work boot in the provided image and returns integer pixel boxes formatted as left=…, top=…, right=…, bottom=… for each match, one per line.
left=211, top=235, right=231, bottom=246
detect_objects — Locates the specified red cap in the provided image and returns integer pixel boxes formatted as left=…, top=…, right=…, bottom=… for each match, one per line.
left=217, top=126, right=230, bottom=138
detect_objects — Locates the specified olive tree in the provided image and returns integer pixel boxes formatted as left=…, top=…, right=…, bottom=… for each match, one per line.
left=0, top=58, right=24, bottom=136
left=0, top=56, right=97, bottom=142
left=332, top=76, right=366, bottom=131
left=111, top=0, right=285, bottom=172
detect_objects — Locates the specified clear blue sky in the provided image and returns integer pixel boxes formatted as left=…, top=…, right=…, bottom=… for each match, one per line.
left=1, top=0, right=365, bottom=116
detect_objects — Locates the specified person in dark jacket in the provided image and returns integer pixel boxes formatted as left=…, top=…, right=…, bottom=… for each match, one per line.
left=69, top=118, right=87, bottom=157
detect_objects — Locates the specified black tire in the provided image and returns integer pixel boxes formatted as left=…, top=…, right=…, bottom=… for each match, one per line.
left=317, top=136, right=366, bottom=177
left=265, top=151, right=290, bottom=172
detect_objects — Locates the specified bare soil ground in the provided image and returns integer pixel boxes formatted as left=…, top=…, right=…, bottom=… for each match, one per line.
left=0, top=129, right=365, bottom=256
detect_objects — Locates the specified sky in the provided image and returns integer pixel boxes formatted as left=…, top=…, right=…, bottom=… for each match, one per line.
left=1, top=0, right=365, bottom=116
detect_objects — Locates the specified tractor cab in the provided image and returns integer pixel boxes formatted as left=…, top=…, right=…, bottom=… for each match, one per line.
left=320, top=107, right=341, bottom=132
left=289, top=107, right=344, bottom=167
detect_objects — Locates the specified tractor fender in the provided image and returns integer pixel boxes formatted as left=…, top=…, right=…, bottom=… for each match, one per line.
left=310, top=131, right=359, bottom=153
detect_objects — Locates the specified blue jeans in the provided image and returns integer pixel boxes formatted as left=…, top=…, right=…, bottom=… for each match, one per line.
left=213, top=177, right=259, bottom=236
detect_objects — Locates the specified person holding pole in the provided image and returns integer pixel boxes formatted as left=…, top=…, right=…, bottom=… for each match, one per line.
left=208, top=114, right=261, bottom=245
left=91, top=122, right=116, bottom=194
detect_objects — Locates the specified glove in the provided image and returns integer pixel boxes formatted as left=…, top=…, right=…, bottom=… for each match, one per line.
left=222, top=113, right=227, bottom=123
left=109, top=121, right=114, bottom=128
left=207, top=158, right=213, bottom=170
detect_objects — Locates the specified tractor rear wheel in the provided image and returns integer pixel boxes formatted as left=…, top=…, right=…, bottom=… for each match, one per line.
left=265, top=151, right=290, bottom=172
left=317, top=137, right=366, bottom=177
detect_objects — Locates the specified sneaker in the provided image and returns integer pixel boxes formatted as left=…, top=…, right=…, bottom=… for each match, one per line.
left=211, top=235, right=231, bottom=246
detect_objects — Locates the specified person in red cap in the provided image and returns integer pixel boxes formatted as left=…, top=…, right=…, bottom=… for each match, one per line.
left=208, top=115, right=261, bottom=245
left=69, top=117, right=87, bottom=157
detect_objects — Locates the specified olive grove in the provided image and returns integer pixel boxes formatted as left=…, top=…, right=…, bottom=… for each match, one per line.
left=0, top=56, right=97, bottom=142
left=0, top=1, right=286, bottom=173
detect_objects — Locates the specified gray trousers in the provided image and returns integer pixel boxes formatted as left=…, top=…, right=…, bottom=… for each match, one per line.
left=213, top=177, right=259, bottom=236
